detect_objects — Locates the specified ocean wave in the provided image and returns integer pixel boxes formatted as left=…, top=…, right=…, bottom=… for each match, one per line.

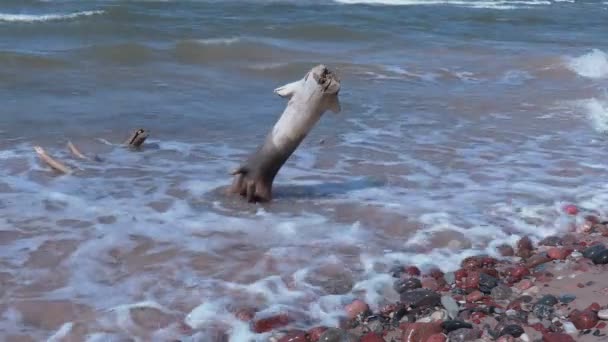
left=581, top=98, right=608, bottom=133
left=0, top=10, right=104, bottom=23
left=174, top=38, right=303, bottom=64
left=566, top=49, right=608, bottom=79
left=333, top=0, right=554, bottom=9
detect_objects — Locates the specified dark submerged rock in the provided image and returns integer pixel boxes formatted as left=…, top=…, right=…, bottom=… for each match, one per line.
left=499, top=324, right=525, bottom=338
left=592, top=249, right=608, bottom=265
left=582, top=244, right=606, bottom=260
left=441, top=320, right=473, bottom=333
left=559, top=294, right=576, bottom=304
left=478, top=273, right=498, bottom=294
left=394, top=278, right=422, bottom=293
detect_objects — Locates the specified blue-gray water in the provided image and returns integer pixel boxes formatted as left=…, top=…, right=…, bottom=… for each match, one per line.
left=1, top=1, right=608, bottom=340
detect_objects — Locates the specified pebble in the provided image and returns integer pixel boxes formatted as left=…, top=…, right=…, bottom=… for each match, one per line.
left=426, top=333, right=447, bottom=342
left=251, top=314, right=291, bottom=333
left=491, top=284, right=513, bottom=300
left=542, top=332, right=575, bottom=342
left=592, top=249, right=608, bottom=265
left=441, top=320, right=472, bottom=333
left=446, top=328, right=481, bottom=342
left=440, top=295, right=459, bottom=319
left=421, top=277, right=439, bottom=291
left=569, top=309, right=599, bottom=330
left=547, top=247, right=571, bottom=260
left=532, top=304, right=554, bottom=319
left=278, top=331, right=308, bottom=342
left=562, top=321, right=577, bottom=334
left=497, top=244, right=515, bottom=257
left=400, top=289, right=441, bottom=309
left=405, top=266, right=421, bottom=276
left=559, top=294, right=576, bottom=304
left=478, top=273, right=498, bottom=294
left=359, top=333, right=384, bottom=342
left=466, top=290, right=483, bottom=302
left=430, top=309, right=447, bottom=322
left=526, top=254, right=551, bottom=268
left=563, top=204, right=579, bottom=215
left=499, top=324, right=525, bottom=338
left=344, top=299, right=369, bottom=319
left=537, top=294, right=559, bottom=307
left=443, top=272, right=455, bottom=285
left=400, top=322, right=442, bottom=342
left=582, top=244, right=606, bottom=260
left=539, top=236, right=563, bottom=246
left=570, top=251, right=582, bottom=259
left=598, top=309, right=608, bottom=320
left=516, top=236, right=534, bottom=258
left=317, top=328, right=357, bottom=342
left=394, top=278, right=422, bottom=293
left=497, top=336, right=515, bottom=342
left=308, top=327, right=328, bottom=342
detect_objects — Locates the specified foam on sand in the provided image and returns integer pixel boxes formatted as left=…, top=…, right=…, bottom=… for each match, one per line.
left=566, top=49, right=608, bottom=79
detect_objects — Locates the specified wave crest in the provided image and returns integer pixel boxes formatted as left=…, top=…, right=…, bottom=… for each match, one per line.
left=0, top=10, right=104, bottom=23
left=567, top=49, right=608, bottom=79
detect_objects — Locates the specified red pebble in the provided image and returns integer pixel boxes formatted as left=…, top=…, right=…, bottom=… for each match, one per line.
left=563, top=204, right=579, bottom=215
left=427, top=268, right=444, bottom=280
left=471, top=311, right=486, bottom=321
left=278, top=331, right=308, bottom=342
left=516, top=236, right=534, bottom=258
left=464, top=271, right=480, bottom=289
left=497, top=244, right=515, bottom=257
left=597, top=322, right=607, bottom=329
left=426, top=333, right=447, bottom=342
left=405, top=266, right=421, bottom=276
left=569, top=309, right=599, bottom=330
left=543, top=333, right=575, bottom=342
left=421, top=277, right=439, bottom=291
left=497, top=336, right=515, bottom=342
left=506, top=266, right=530, bottom=283
left=577, top=283, right=585, bottom=288
left=547, top=247, right=572, bottom=260
left=345, top=299, right=369, bottom=319
left=307, top=327, right=328, bottom=342
left=530, top=323, right=548, bottom=334
left=588, top=303, right=601, bottom=312
left=515, top=279, right=533, bottom=291
left=466, top=290, right=483, bottom=302
left=400, top=322, right=443, bottom=342
left=461, top=256, right=482, bottom=269
left=360, top=332, right=384, bottom=342
left=251, top=313, right=291, bottom=333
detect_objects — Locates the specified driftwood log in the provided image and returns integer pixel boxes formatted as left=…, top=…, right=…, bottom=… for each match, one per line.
left=35, top=128, right=150, bottom=174
left=228, top=64, right=341, bottom=202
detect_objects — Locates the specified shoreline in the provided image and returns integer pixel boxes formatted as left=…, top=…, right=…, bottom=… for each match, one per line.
left=247, top=205, right=608, bottom=342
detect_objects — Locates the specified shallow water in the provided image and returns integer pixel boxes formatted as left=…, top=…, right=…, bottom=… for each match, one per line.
left=1, top=0, right=608, bottom=340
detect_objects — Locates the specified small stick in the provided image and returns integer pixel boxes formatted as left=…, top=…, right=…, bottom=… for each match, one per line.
left=125, top=129, right=149, bottom=148
left=67, top=141, right=88, bottom=160
left=34, top=146, right=72, bottom=174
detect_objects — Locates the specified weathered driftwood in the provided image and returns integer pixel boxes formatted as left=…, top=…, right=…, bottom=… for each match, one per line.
left=36, top=128, right=150, bottom=174
left=125, top=128, right=149, bottom=148
left=34, top=146, right=72, bottom=174
left=228, top=64, right=341, bottom=202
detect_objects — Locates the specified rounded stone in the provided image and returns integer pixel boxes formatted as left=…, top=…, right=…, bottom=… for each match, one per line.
left=559, top=294, right=576, bottom=304
left=532, top=304, right=554, bottom=319
left=318, top=328, right=357, bottom=342
left=582, top=244, right=606, bottom=260
left=499, top=324, right=525, bottom=338
left=447, top=327, right=482, bottom=342
left=359, top=332, right=383, bottom=342
left=537, top=294, right=559, bottom=307
left=592, top=249, right=608, bottom=265
left=441, top=320, right=473, bottom=333
left=491, top=285, right=513, bottom=300
left=394, top=278, right=422, bottom=293
left=400, top=289, right=441, bottom=309
left=569, top=309, right=599, bottom=330
left=478, top=273, right=498, bottom=294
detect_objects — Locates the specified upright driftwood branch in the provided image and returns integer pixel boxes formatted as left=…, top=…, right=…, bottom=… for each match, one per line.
left=228, top=64, right=341, bottom=203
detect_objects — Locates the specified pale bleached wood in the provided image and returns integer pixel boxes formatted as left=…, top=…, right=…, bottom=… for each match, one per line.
left=67, top=141, right=89, bottom=160
left=34, top=146, right=72, bottom=174
left=228, top=64, right=341, bottom=202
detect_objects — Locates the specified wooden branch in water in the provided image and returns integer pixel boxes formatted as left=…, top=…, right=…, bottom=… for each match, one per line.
left=67, top=141, right=89, bottom=160
left=125, top=129, right=149, bottom=148
left=34, top=146, right=72, bottom=174
left=228, top=64, right=341, bottom=203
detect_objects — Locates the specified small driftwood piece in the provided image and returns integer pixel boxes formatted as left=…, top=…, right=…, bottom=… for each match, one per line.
left=125, top=129, right=149, bottom=148
left=34, top=146, right=72, bottom=174
left=67, top=141, right=88, bottom=160
left=228, top=64, right=341, bottom=202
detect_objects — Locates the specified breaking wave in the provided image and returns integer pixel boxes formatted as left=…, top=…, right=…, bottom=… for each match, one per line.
left=0, top=10, right=104, bottom=23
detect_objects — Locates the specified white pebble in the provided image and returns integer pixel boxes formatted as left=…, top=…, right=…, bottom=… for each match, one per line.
left=570, top=251, right=583, bottom=258
left=562, top=321, right=577, bottom=334
left=599, top=309, right=608, bottom=320
left=520, top=333, right=530, bottom=342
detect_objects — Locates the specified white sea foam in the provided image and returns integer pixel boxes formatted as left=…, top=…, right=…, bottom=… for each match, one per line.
left=0, top=10, right=104, bottom=23
left=580, top=98, right=608, bottom=133
left=333, top=0, right=552, bottom=9
left=197, top=37, right=240, bottom=45
left=566, top=49, right=608, bottom=79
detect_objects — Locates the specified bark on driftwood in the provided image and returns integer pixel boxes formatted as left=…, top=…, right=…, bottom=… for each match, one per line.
left=228, top=64, right=341, bottom=203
